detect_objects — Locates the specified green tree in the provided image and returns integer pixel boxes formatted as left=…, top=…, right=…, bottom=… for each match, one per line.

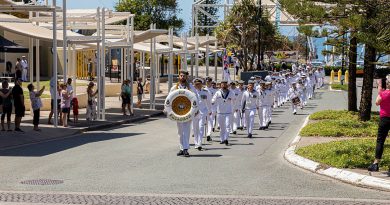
left=115, top=0, right=184, bottom=32
left=215, top=0, right=278, bottom=71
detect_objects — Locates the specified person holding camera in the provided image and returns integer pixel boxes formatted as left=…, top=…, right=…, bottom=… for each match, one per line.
left=368, top=75, right=390, bottom=172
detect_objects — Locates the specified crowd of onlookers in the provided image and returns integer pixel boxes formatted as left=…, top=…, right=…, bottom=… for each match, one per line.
left=0, top=75, right=146, bottom=133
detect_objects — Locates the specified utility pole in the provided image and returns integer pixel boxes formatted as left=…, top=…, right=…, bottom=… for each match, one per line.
left=257, top=0, right=262, bottom=70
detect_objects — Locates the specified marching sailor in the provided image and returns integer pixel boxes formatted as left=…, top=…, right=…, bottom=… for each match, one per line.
left=192, top=78, right=212, bottom=151
left=231, top=81, right=244, bottom=133
left=205, top=78, right=217, bottom=141
left=241, top=80, right=260, bottom=138
left=288, top=82, right=301, bottom=115
left=264, top=82, right=275, bottom=128
left=169, top=71, right=196, bottom=157
left=212, top=80, right=235, bottom=145
left=229, top=81, right=238, bottom=134
left=258, top=81, right=267, bottom=130
left=236, top=80, right=246, bottom=130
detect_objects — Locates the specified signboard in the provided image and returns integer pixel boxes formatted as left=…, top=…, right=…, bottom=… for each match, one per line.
left=265, top=51, right=299, bottom=63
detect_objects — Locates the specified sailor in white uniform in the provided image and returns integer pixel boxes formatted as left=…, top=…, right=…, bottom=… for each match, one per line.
left=205, top=78, right=217, bottom=141
left=212, top=80, right=235, bottom=145
left=264, top=82, right=275, bottom=128
left=192, top=78, right=212, bottom=151
left=241, top=80, right=260, bottom=138
left=223, top=65, right=231, bottom=83
left=258, top=81, right=267, bottom=130
left=168, top=71, right=196, bottom=157
left=231, top=81, right=244, bottom=134
left=288, top=82, right=302, bottom=115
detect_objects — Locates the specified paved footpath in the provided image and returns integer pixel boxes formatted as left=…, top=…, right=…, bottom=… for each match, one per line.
left=0, top=84, right=390, bottom=204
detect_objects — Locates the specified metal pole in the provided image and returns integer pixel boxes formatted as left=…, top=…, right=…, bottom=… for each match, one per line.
left=257, top=0, right=262, bottom=70
left=101, top=7, right=106, bottom=120
left=36, top=39, right=40, bottom=90
left=206, top=34, right=210, bottom=77
left=62, top=0, right=67, bottom=82
left=29, top=38, right=34, bottom=83
left=130, top=16, right=135, bottom=113
left=149, top=24, right=155, bottom=110
left=53, top=0, right=58, bottom=127
left=96, top=7, right=101, bottom=119
left=168, top=28, right=174, bottom=91
left=153, top=23, right=157, bottom=109
left=195, top=33, right=199, bottom=78
left=214, top=41, right=218, bottom=81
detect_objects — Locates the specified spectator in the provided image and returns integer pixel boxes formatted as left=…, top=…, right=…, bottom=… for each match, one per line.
left=86, top=82, right=98, bottom=121
left=72, top=97, right=79, bottom=123
left=21, top=56, right=28, bottom=82
left=0, top=80, right=13, bottom=131
left=121, top=79, right=133, bottom=116
left=11, top=78, right=25, bottom=132
left=28, top=84, right=45, bottom=131
left=48, top=78, right=61, bottom=125
left=60, top=84, right=72, bottom=127
left=66, top=78, right=74, bottom=123
left=15, top=58, right=22, bottom=80
left=368, top=75, right=390, bottom=172
left=87, top=58, right=93, bottom=81
left=136, top=77, right=144, bottom=108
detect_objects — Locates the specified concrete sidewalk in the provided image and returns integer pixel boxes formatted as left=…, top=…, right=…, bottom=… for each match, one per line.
left=0, top=95, right=166, bottom=151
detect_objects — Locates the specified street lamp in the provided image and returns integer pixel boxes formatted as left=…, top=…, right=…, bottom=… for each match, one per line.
left=257, top=0, right=262, bottom=70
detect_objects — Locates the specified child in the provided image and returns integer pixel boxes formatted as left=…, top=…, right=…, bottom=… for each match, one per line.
left=28, top=84, right=45, bottom=131
left=72, top=97, right=79, bottom=123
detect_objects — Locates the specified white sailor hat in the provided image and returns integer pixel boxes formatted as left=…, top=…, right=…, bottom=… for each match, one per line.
left=193, top=78, right=204, bottom=84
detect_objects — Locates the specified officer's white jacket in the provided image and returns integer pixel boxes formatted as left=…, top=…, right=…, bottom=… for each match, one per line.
left=194, top=88, right=212, bottom=115
left=212, top=89, right=235, bottom=114
left=262, top=89, right=275, bottom=106
left=241, top=90, right=259, bottom=110
left=205, top=86, right=218, bottom=112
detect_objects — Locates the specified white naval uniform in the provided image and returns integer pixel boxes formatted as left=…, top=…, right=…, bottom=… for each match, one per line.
left=264, top=88, right=274, bottom=126
left=169, top=83, right=196, bottom=151
left=298, top=82, right=307, bottom=106
left=258, top=88, right=266, bottom=128
left=288, top=87, right=301, bottom=114
left=212, top=89, right=235, bottom=142
left=192, top=88, right=212, bottom=148
left=206, top=86, right=217, bottom=137
left=232, top=88, right=244, bottom=131
left=241, top=89, right=259, bottom=134
left=314, top=71, right=321, bottom=89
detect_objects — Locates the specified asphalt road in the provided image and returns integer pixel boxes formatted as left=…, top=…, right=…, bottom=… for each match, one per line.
left=0, top=86, right=390, bottom=204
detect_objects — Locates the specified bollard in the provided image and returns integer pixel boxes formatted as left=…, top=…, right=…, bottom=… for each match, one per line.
left=330, top=70, right=335, bottom=84
left=345, top=70, right=349, bottom=84
left=338, top=69, right=342, bottom=82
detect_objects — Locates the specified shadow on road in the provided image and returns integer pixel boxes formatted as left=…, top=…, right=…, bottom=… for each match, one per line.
left=0, top=132, right=144, bottom=157
left=190, top=154, right=223, bottom=158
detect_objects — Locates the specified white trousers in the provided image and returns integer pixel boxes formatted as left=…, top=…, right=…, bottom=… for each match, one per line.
left=193, top=114, right=207, bottom=148
left=177, top=121, right=191, bottom=150
left=22, top=69, right=28, bottom=81
left=245, top=109, right=256, bottom=134
left=217, top=113, right=230, bottom=142
left=258, top=106, right=265, bottom=127
left=207, top=112, right=216, bottom=136
left=292, top=104, right=297, bottom=113
left=266, top=106, right=272, bottom=123
left=232, top=110, right=241, bottom=131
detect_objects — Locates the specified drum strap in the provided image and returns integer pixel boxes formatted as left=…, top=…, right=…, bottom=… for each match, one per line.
left=175, top=82, right=190, bottom=90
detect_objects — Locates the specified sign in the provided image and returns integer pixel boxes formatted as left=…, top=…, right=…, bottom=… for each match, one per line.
left=265, top=51, right=299, bottom=63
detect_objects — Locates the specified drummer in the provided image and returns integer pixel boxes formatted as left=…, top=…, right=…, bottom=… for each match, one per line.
left=168, top=70, right=195, bottom=157
left=288, top=82, right=301, bottom=115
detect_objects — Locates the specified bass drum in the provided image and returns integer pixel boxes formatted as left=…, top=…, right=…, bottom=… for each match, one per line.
left=164, top=89, right=198, bottom=122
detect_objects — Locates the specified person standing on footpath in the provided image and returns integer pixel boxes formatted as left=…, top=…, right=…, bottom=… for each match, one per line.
left=0, top=80, right=13, bottom=131
left=21, top=56, right=28, bottom=82
left=28, top=84, right=45, bottom=131
left=66, top=78, right=74, bottom=122
left=368, top=75, right=390, bottom=172
left=136, top=77, right=144, bottom=108
left=12, top=78, right=25, bottom=132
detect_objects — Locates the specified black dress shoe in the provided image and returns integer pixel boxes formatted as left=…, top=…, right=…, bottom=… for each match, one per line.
left=197, top=146, right=202, bottom=151
left=220, top=140, right=225, bottom=144
left=207, top=136, right=212, bottom=141
left=259, top=127, right=263, bottom=130
left=248, top=134, right=252, bottom=138
left=183, top=149, right=190, bottom=157
left=212, top=128, right=215, bottom=132
left=293, top=112, right=297, bottom=115
left=233, top=131, right=237, bottom=134
left=368, top=163, right=379, bottom=172
left=177, top=150, right=184, bottom=156
left=225, top=140, right=229, bottom=145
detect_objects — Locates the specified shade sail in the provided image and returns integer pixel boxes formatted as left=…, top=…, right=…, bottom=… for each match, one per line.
left=0, top=35, right=29, bottom=53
